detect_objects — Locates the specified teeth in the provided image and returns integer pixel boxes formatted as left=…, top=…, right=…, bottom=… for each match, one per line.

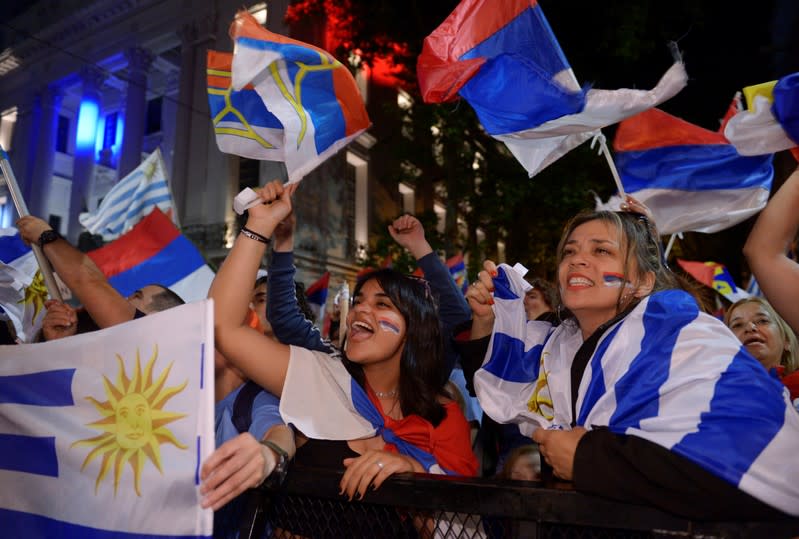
left=568, top=277, right=593, bottom=286
left=352, top=321, right=374, bottom=332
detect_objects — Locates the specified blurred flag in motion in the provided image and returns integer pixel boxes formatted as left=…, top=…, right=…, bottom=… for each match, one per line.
left=600, top=107, right=773, bottom=235
left=677, top=259, right=750, bottom=303
left=0, top=229, right=46, bottom=342
left=88, top=208, right=214, bottom=303
left=417, top=0, right=687, bottom=177
left=446, top=253, right=468, bottom=293
left=79, top=148, right=173, bottom=241
left=208, top=11, right=370, bottom=183
left=305, top=271, right=330, bottom=326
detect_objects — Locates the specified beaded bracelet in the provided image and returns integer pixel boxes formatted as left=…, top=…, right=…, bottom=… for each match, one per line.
left=240, top=226, right=270, bottom=244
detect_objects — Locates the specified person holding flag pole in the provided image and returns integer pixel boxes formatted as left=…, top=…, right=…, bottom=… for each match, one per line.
left=0, top=144, right=62, bottom=303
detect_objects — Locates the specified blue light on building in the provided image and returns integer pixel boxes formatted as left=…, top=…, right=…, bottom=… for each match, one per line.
left=75, top=99, right=99, bottom=152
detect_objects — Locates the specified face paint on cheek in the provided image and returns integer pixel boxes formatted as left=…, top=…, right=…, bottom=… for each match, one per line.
left=377, top=318, right=401, bottom=335
left=603, top=272, right=635, bottom=289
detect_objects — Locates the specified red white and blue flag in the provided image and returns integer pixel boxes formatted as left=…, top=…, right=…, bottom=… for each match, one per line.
left=87, top=208, right=215, bottom=303
left=446, top=253, right=468, bottom=293
left=208, top=11, right=370, bottom=183
left=305, top=271, right=330, bottom=326
left=418, top=0, right=687, bottom=177
left=599, top=107, right=773, bottom=234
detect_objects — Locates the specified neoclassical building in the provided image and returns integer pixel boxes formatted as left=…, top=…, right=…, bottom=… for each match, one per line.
left=0, top=0, right=421, bottom=291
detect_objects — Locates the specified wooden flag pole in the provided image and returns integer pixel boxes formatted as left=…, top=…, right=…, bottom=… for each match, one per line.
left=0, top=145, right=64, bottom=302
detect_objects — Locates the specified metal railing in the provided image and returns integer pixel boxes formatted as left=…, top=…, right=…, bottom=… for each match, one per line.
left=236, top=465, right=799, bottom=539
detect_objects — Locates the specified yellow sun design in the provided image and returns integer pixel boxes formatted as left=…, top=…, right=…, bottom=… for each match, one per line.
left=72, top=346, right=188, bottom=496
left=18, top=270, right=47, bottom=320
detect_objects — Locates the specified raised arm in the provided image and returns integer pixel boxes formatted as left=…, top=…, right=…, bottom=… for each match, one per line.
left=743, top=165, right=799, bottom=332
left=208, top=180, right=297, bottom=396
left=16, top=216, right=135, bottom=326
left=267, top=212, right=331, bottom=352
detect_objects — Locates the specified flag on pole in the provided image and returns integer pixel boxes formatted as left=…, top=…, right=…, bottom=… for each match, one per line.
left=0, top=301, right=215, bottom=538
left=208, top=11, right=370, bottom=183
left=599, top=107, right=773, bottom=235
left=676, top=259, right=750, bottom=303
left=305, top=271, right=330, bottom=326
left=446, top=253, right=468, bottom=293
left=417, top=0, right=687, bottom=177
left=0, top=229, right=47, bottom=342
left=79, top=148, right=174, bottom=241
left=724, top=73, right=799, bottom=159
left=87, top=208, right=215, bottom=303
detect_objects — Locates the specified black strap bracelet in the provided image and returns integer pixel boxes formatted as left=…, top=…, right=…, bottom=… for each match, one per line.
left=240, top=226, right=270, bottom=244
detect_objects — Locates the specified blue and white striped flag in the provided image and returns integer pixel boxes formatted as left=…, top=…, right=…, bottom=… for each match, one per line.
left=0, top=229, right=47, bottom=342
left=475, top=263, right=799, bottom=515
left=79, top=148, right=174, bottom=241
left=0, top=301, right=215, bottom=537
left=746, top=274, right=763, bottom=298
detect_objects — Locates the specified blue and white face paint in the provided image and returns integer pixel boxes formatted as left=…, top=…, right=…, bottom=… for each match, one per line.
left=377, top=318, right=401, bottom=335
left=603, top=272, right=634, bottom=289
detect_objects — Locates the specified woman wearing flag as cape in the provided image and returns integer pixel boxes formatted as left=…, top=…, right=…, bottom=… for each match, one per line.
left=463, top=209, right=799, bottom=519
left=202, top=180, right=476, bottom=508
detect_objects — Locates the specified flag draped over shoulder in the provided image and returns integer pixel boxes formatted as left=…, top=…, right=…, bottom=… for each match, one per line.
left=676, top=259, right=750, bottom=303
left=88, top=209, right=215, bottom=303
left=0, top=229, right=47, bottom=342
left=601, top=107, right=774, bottom=234
left=417, top=0, right=687, bottom=177
left=724, top=73, right=799, bottom=157
left=0, top=301, right=215, bottom=538
left=475, top=264, right=799, bottom=515
left=79, top=148, right=174, bottom=241
left=208, top=11, right=370, bottom=183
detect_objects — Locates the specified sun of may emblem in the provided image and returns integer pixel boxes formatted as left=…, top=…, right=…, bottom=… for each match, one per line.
left=72, top=346, right=188, bottom=496
left=18, top=269, right=47, bottom=320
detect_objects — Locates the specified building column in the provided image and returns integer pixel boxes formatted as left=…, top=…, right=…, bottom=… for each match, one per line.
left=68, top=66, right=105, bottom=241
left=29, top=85, right=63, bottom=219
left=118, top=47, right=154, bottom=178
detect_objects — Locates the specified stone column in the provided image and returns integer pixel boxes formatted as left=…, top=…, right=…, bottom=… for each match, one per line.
left=68, top=66, right=105, bottom=241
left=29, top=85, right=63, bottom=218
left=118, top=47, right=154, bottom=178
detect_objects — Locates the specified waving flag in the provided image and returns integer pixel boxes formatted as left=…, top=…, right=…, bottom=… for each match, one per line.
left=724, top=73, right=799, bottom=159
left=305, top=271, right=330, bottom=325
left=676, top=259, right=750, bottom=303
left=475, top=263, right=799, bottom=515
left=0, top=301, right=214, bottom=538
left=0, top=230, right=47, bottom=342
left=208, top=11, right=370, bottom=183
left=87, top=208, right=214, bottom=303
left=446, top=253, right=468, bottom=293
left=79, top=148, right=174, bottom=241
left=417, top=0, right=687, bottom=177
left=602, top=107, right=774, bottom=234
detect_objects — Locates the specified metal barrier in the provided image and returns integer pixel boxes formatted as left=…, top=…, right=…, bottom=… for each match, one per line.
left=239, top=465, right=799, bottom=539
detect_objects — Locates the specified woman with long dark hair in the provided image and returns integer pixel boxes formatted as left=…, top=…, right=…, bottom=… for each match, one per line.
left=200, top=181, right=476, bottom=510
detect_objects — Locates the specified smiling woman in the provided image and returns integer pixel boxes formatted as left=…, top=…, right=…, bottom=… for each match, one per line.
left=463, top=207, right=799, bottom=519
left=202, top=180, right=477, bottom=514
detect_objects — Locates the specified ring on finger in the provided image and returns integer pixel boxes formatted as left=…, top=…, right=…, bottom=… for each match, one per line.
left=376, top=461, right=385, bottom=470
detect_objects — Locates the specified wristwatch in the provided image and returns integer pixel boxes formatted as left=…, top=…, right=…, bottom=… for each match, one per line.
left=37, top=229, right=62, bottom=248
left=260, top=440, right=289, bottom=489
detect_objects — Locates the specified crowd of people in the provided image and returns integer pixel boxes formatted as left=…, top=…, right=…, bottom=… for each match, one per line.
left=8, top=163, right=799, bottom=534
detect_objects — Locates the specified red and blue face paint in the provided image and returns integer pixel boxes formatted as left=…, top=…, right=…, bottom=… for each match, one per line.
left=603, top=272, right=628, bottom=288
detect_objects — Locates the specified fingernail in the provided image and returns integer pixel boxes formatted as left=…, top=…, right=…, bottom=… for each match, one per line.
left=491, top=271, right=498, bottom=277
left=488, top=299, right=494, bottom=305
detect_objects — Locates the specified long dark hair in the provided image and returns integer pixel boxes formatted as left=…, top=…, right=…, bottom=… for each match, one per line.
left=343, top=269, right=447, bottom=426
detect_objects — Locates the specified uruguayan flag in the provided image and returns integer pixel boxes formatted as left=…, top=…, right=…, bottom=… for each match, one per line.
left=0, top=229, right=47, bottom=342
left=79, top=148, right=174, bottom=241
left=0, top=301, right=215, bottom=537
left=476, top=264, right=799, bottom=515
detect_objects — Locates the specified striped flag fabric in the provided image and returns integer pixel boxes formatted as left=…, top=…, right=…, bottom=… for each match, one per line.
left=724, top=73, right=799, bottom=159
left=446, top=253, right=468, bottom=293
left=305, top=271, right=330, bottom=326
left=676, top=259, right=750, bottom=303
left=87, top=208, right=215, bottom=303
left=208, top=11, right=370, bottom=183
left=600, top=107, right=774, bottom=234
left=417, top=0, right=687, bottom=177
left=474, top=263, right=799, bottom=515
left=79, top=148, right=173, bottom=241
left=0, top=229, right=47, bottom=342
left=0, top=301, right=215, bottom=537
left=746, top=274, right=763, bottom=298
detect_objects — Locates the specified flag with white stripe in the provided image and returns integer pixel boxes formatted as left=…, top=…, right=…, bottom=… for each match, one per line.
left=0, top=301, right=215, bottom=537
left=0, top=229, right=47, bottom=342
left=79, top=148, right=174, bottom=241
left=475, top=263, right=799, bottom=515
